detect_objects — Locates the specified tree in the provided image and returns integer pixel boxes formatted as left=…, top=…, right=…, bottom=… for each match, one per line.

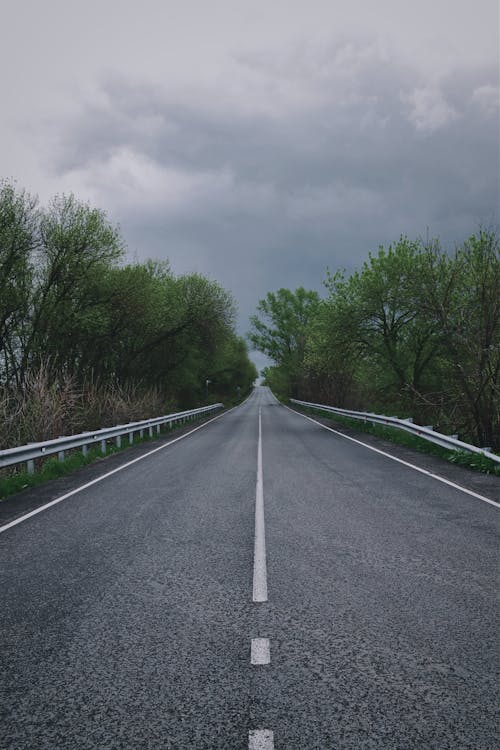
left=206, top=335, right=258, bottom=400
left=322, top=238, right=442, bottom=416
left=21, top=194, right=124, bottom=379
left=0, top=180, right=258, bottom=446
left=421, top=230, right=500, bottom=448
left=303, top=298, right=359, bottom=407
left=249, top=287, right=320, bottom=397
left=0, top=181, right=38, bottom=387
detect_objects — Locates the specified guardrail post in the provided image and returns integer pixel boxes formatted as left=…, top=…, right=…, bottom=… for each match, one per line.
left=101, top=439, right=106, bottom=454
left=27, top=459, right=35, bottom=474
left=129, top=431, right=133, bottom=444
left=156, top=424, right=160, bottom=435
left=82, top=445, right=88, bottom=457
left=58, top=450, right=65, bottom=462
left=149, top=425, right=153, bottom=437
left=116, top=435, right=121, bottom=448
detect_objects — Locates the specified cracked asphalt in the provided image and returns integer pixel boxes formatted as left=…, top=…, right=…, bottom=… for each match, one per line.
left=1, top=387, right=498, bottom=749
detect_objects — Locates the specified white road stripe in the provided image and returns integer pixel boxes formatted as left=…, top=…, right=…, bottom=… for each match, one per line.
left=251, top=638, right=270, bottom=665
left=253, top=407, right=268, bottom=602
left=249, top=729, right=274, bottom=749
left=284, top=405, right=500, bottom=509
left=0, top=399, right=251, bottom=536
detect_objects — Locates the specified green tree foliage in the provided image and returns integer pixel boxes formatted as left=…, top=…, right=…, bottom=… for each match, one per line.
left=420, top=230, right=500, bottom=447
left=24, top=194, right=125, bottom=378
left=0, top=181, right=256, bottom=442
left=205, top=335, right=258, bottom=402
left=319, top=238, right=442, bottom=415
left=249, top=287, right=320, bottom=397
left=0, top=181, right=38, bottom=387
left=250, top=232, right=500, bottom=449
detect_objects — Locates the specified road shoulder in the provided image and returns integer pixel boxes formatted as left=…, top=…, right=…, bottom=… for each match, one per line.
left=287, top=405, right=500, bottom=504
left=0, top=414, right=222, bottom=528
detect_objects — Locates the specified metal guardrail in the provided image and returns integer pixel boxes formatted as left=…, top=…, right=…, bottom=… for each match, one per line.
left=290, top=399, right=500, bottom=464
left=0, top=403, right=224, bottom=475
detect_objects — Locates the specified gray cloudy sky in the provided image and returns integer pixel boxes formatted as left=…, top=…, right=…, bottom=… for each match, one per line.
left=1, top=0, right=498, bottom=370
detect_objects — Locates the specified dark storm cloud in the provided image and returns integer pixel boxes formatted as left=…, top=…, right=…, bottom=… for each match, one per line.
left=50, top=42, right=499, bottom=336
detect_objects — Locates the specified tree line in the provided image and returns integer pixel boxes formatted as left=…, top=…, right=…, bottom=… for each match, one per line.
left=0, top=180, right=257, bottom=448
left=250, top=232, right=500, bottom=450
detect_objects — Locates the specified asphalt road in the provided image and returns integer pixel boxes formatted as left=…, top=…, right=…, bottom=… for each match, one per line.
left=1, top=386, right=498, bottom=749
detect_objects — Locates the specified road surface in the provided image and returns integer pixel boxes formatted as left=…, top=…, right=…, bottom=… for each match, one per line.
left=1, top=387, right=498, bottom=749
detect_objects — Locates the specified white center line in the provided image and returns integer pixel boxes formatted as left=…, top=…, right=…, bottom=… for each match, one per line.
left=251, top=637, right=271, bottom=665
left=249, top=729, right=274, bottom=749
left=253, top=407, right=268, bottom=602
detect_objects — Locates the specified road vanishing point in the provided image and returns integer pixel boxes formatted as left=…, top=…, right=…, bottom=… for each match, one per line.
left=1, top=387, right=498, bottom=749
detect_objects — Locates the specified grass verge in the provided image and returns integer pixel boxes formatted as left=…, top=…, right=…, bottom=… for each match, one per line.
left=292, top=404, right=500, bottom=477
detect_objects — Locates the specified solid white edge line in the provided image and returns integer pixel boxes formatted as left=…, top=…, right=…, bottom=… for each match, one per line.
left=266, top=389, right=281, bottom=404
left=251, top=637, right=271, bottom=665
left=248, top=729, right=274, bottom=749
left=253, top=407, right=268, bottom=602
left=0, top=393, right=256, bottom=536
left=283, top=404, right=500, bottom=509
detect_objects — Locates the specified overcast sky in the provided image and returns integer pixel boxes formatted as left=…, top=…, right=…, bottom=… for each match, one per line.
left=1, top=0, right=498, bottom=371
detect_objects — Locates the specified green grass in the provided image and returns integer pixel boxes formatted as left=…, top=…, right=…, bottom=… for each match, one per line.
left=293, top=404, right=500, bottom=477
left=0, top=446, right=109, bottom=499
left=0, top=416, right=200, bottom=501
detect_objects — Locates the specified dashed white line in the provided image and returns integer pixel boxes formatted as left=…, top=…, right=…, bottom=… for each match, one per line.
left=249, top=406, right=273, bottom=746
left=253, top=407, right=268, bottom=602
left=249, top=729, right=274, bottom=749
left=251, top=638, right=270, bottom=665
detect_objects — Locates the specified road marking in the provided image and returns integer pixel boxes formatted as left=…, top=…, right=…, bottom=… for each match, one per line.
left=0, top=399, right=251, bottom=536
left=267, top=389, right=281, bottom=404
left=249, top=729, right=274, bottom=749
left=284, top=405, right=500, bottom=509
left=253, top=407, right=268, bottom=602
left=251, top=638, right=271, bottom=665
